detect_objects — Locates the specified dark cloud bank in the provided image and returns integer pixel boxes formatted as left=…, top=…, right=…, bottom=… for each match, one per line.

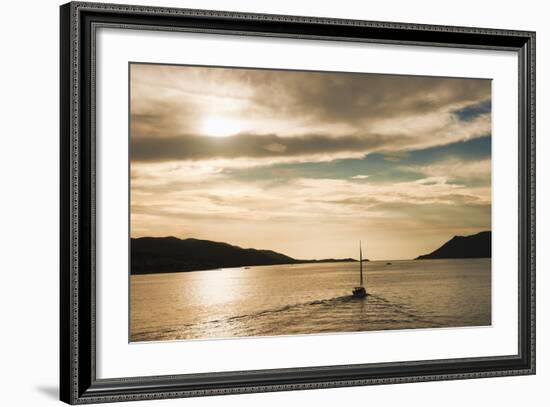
left=131, top=132, right=407, bottom=162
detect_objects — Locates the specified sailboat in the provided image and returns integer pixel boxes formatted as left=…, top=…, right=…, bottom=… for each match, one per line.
left=352, top=241, right=367, bottom=298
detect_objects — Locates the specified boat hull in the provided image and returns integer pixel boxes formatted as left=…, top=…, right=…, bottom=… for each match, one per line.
left=352, top=286, right=367, bottom=298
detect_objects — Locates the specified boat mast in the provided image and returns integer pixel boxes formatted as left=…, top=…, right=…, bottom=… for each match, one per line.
left=359, top=240, right=363, bottom=287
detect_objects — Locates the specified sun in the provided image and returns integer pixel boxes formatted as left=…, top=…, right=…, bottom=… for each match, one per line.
left=200, top=116, right=243, bottom=138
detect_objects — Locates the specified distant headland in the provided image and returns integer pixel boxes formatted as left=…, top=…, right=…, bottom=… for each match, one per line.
left=131, top=237, right=362, bottom=274
left=415, top=231, right=491, bottom=260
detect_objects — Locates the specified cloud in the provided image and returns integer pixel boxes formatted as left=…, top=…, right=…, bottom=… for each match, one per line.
left=404, top=158, right=491, bottom=187
left=273, top=73, right=491, bottom=127
left=131, top=64, right=491, bottom=133
left=131, top=127, right=490, bottom=165
left=130, top=64, right=491, bottom=154
left=264, top=143, right=288, bottom=153
left=131, top=132, right=406, bottom=162
left=218, top=136, right=491, bottom=185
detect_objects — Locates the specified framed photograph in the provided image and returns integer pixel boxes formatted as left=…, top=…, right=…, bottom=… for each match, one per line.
left=60, top=1, right=535, bottom=404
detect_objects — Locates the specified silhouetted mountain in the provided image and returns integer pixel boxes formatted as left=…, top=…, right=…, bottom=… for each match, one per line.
left=131, top=237, right=358, bottom=274
left=415, top=231, right=491, bottom=260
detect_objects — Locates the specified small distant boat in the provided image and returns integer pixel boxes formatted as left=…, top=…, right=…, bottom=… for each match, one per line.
left=352, top=241, right=367, bottom=298
left=386, top=262, right=392, bottom=266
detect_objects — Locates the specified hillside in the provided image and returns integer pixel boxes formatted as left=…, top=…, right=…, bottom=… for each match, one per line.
left=131, top=237, right=357, bottom=274
left=415, top=231, right=491, bottom=260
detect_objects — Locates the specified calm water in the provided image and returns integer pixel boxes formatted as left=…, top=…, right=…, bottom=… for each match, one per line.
left=130, top=259, right=491, bottom=342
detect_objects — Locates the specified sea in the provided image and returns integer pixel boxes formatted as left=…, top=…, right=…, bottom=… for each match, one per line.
left=130, top=258, right=491, bottom=342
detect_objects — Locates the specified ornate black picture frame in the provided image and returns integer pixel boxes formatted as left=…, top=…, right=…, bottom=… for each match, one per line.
left=60, top=2, right=535, bottom=404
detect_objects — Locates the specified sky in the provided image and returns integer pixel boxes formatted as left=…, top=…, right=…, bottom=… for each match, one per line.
left=130, top=63, right=491, bottom=260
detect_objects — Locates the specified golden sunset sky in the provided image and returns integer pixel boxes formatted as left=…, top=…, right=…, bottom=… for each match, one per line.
left=130, top=63, right=491, bottom=260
